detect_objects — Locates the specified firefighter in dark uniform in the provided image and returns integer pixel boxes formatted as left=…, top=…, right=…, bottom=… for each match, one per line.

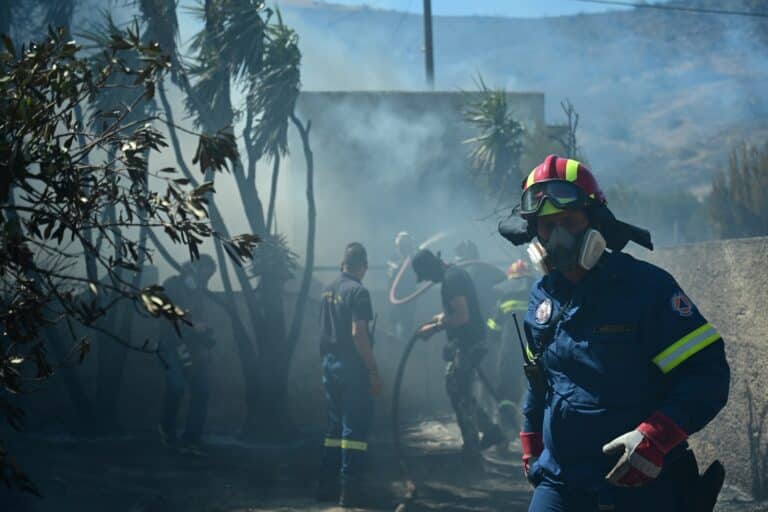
left=157, top=255, right=216, bottom=456
left=499, top=155, right=730, bottom=511
left=412, top=249, right=501, bottom=467
left=316, top=242, right=381, bottom=508
left=485, top=259, right=534, bottom=434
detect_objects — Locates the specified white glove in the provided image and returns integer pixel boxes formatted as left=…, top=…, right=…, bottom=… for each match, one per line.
left=602, top=429, right=663, bottom=487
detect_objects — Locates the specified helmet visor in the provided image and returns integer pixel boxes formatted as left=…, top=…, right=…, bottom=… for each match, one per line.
left=520, top=181, right=586, bottom=216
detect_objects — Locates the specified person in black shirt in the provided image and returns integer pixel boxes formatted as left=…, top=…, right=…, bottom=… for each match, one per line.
left=157, top=255, right=216, bottom=456
left=316, top=242, right=380, bottom=508
left=411, top=249, right=500, bottom=467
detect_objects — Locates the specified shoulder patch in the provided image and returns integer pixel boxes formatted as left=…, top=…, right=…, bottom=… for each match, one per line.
left=535, top=298, right=552, bottom=324
left=671, top=291, right=694, bottom=317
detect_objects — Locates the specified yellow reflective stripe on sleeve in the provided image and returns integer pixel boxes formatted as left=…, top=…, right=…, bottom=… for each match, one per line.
left=500, top=299, right=527, bottom=314
left=498, top=400, right=515, bottom=408
left=652, top=323, right=721, bottom=374
left=487, top=318, right=501, bottom=331
left=324, top=438, right=342, bottom=448
left=566, top=159, right=580, bottom=182
left=340, top=439, right=368, bottom=451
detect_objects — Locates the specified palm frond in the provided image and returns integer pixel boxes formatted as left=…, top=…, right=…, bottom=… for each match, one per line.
left=185, top=0, right=270, bottom=130
left=42, top=0, right=77, bottom=30
left=134, top=0, right=184, bottom=84
left=462, top=75, right=525, bottom=196
left=246, top=8, right=301, bottom=160
left=247, top=233, right=297, bottom=281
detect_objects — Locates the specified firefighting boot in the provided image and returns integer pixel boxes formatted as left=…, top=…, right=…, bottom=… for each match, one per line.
left=480, top=423, right=505, bottom=450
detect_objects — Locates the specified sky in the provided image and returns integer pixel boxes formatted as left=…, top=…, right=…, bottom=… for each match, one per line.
left=308, top=0, right=631, bottom=18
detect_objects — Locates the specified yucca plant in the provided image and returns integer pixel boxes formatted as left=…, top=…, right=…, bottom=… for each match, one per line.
left=463, top=75, right=525, bottom=204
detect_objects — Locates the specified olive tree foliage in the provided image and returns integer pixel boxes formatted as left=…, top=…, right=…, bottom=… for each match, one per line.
left=463, top=75, right=526, bottom=205
left=142, top=0, right=313, bottom=436
left=0, top=24, right=257, bottom=492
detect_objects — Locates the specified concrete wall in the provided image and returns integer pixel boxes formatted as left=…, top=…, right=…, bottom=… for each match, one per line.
left=634, top=236, right=768, bottom=494
left=282, top=91, right=549, bottom=269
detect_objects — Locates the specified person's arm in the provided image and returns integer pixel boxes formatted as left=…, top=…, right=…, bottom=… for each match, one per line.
left=350, top=287, right=381, bottom=394
left=650, top=279, right=730, bottom=434
left=519, top=311, right=545, bottom=481
left=421, top=295, right=469, bottom=338
left=603, top=274, right=730, bottom=487
left=520, top=383, right=545, bottom=480
left=439, top=295, right=469, bottom=328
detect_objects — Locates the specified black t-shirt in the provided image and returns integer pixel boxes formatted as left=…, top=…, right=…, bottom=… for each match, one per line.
left=319, top=272, right=374, bottom=356
left=441, top=266, right=485, bottom=343
left=464, top=262, right=506, bottom=320
left=162, top=274, right=212, bottom=347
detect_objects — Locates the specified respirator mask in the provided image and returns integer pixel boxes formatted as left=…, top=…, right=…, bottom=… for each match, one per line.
left=527, top=225, right=606, bottom=274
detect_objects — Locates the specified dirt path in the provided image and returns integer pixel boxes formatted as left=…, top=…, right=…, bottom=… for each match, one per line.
left=1, top=420, right=765, bottom=512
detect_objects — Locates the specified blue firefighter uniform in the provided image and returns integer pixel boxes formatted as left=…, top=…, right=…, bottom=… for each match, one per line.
left=523, top=251, right=730, bottom=511
left=319, top=272, right=375, bottom=486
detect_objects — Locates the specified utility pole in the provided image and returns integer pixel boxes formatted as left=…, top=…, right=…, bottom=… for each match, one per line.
left=423, top=0, right=434, bottom=89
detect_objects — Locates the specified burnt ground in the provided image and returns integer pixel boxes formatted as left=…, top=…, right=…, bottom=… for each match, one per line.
left=0, top=418, right=765, bottom=512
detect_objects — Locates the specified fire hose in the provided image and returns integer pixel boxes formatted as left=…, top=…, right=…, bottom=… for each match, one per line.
left=391, top=324, right=505, bottom=510
left=389, top=257, right=505, bottom=305
left=391, top=330, right=422, bottom=510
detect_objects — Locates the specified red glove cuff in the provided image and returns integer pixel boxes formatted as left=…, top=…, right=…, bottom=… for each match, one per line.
left=637, top=411, right=687, bottom=455
left=520, top=431, right=543, bottom=457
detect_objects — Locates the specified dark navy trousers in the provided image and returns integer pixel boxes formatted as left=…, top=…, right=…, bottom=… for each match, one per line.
left=320, top=353, right=373, bottom=483
left=528, top=472, right=689, bottom=511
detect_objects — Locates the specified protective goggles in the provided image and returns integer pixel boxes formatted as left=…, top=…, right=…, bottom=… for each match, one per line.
left=520, top=180, right=588, bottom=216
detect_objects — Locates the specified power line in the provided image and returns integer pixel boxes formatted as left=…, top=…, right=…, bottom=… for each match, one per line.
left=571, top=0, right=768, bottom=19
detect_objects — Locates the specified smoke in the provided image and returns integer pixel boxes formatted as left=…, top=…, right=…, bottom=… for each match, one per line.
left=277, top=91, right=513, bottom=285
left=280, top=4, right=768, bottom=185
left=273, top=3, right=768, bottom=251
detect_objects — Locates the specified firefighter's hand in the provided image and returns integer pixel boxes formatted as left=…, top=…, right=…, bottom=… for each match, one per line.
left=603, top=430, right=661, bottom=487
left=369, top=370, right=382, bottom=395
left=417, top=322, right=439, bottom=340
left=520, top=432, right=543, bottom=485
left=603, top=412, right=687, bottom=487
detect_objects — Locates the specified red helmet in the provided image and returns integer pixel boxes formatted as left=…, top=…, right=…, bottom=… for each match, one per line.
left=520, top=155, right=606, bottom=217
left=506, top=259, right=529, bottom=279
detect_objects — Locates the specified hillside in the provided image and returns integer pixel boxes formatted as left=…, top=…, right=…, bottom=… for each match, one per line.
left=278, top=1, right=768, bottom=193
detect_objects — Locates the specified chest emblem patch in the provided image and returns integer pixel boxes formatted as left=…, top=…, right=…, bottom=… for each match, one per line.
left=594, top=324, right=636, bottom=335
left=535, top=298, right=553, bottom=324
left=671, top=291, right=693, bottom=317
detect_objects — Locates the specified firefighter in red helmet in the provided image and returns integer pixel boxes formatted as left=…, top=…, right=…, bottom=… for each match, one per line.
left=499, top=155, right=729, bottom=511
